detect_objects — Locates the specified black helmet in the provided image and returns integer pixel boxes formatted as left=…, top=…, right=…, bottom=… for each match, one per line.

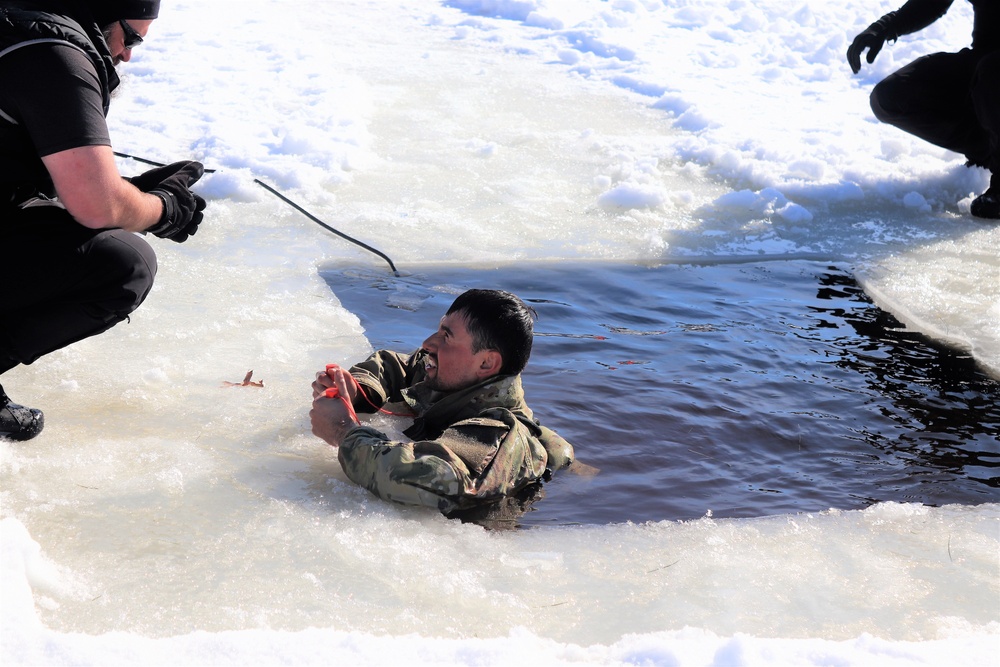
left=89, top=1, right=160, bottom=25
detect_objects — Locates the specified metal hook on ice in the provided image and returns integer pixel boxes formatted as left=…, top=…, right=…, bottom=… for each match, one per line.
left=113, top=151, right=400, bottom=276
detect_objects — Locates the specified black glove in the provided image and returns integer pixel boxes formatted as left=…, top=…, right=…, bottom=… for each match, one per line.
left=846, top=12, right=896, bottom=74
left=128, top=160, right=202, bottom=192
left=149, top=187, right=207, bottom=243
left=131, top=161, right=207, bottom=243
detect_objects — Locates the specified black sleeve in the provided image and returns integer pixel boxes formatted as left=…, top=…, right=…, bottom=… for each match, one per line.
left=0, top=41, right=111, bottom=157
left=881, top=0, right=955, bottom=40
left=971, top=0, right=1000, bottom=52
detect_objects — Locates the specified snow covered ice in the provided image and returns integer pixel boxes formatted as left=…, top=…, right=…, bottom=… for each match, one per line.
left=2, top=1, right=997, bottom=665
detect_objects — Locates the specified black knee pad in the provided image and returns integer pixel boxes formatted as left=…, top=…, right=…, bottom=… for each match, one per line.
left=869, top=83, right=895, bottom=123
left=83, top=230, right=159, bottom=318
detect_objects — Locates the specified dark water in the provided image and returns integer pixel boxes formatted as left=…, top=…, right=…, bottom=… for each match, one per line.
left=323, top=260, right=1000, bottom=526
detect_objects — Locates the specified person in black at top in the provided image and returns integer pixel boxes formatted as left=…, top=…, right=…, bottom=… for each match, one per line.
left=0, top=1, right=207, bottom=441
left=847, top=0, right=999, bottom=219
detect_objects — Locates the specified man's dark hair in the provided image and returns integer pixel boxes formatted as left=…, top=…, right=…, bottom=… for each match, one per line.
left=447, top=289, right=536, bottom=376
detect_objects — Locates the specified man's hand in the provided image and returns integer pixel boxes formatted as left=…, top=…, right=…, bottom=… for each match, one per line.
left=128, top=160, right=203, bottom=192
left=312, top=364, right=358, bottom=402
left=310, top=394, right=360, bottom=446
left=137, top=161, right=207, bottom=243
left=847, top=25, right=887, bottom=74
left=310, top=365, right=360, bottom=446
left=846, top=10, right=903, bottom=75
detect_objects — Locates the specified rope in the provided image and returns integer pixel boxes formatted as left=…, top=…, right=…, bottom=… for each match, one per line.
left=252, top=178, right=399, bottom=275
left=114, top=151, right=400, bottom=275
left=323, top=364, right=412, bottom=418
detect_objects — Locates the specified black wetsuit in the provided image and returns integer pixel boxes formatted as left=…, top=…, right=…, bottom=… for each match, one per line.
left=868, top=0, right=1000, bottom=176
left=0, top=1, right=156, bottom=375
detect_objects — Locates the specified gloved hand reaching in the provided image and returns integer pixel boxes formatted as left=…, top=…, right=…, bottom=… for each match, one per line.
left=846, top=12, right=897, bottom=74
left=128, top=160, right=203, bottom=192
left=130, top=160, right=207, bottom=243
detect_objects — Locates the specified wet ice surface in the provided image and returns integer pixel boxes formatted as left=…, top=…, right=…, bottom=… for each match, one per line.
left=325, top=260, right=1000, bottom=527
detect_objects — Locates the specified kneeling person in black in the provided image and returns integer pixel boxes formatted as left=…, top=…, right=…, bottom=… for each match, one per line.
left=847, top=0, right=1000, bottom=219
left=0, top=1, right=206, bottom=440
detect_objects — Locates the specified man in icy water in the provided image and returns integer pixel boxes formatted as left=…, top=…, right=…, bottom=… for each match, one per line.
left=0, top=0, right=207, bottom=440
left=847, top=0, right=999, bottom=219
left=310, top=288, right=575, bottom=517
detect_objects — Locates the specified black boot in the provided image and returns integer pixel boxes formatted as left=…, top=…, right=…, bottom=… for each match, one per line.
left=0, top=384, right=44, bottom=441
left=971, top=173, right=1000, bottom=220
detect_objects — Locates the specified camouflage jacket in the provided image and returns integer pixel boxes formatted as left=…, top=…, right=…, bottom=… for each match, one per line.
left=337, top=349, right=574, bottom=513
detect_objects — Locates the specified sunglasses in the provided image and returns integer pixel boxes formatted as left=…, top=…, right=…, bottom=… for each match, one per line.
left=118, top=19, right=143, bottom=50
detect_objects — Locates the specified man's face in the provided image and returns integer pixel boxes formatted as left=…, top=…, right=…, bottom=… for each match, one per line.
left=420, top=311, right=495, bottom=392
left=109, top=19, right=153, bottom=66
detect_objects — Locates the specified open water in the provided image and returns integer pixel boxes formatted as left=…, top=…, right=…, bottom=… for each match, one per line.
left=326, top=259, right=1000, bottom=527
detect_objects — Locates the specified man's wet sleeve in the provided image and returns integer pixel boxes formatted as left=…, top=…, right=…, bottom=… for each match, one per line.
left=349, top=349, right=419, bottom=410
left=337, top=426, right=469, bottom=512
